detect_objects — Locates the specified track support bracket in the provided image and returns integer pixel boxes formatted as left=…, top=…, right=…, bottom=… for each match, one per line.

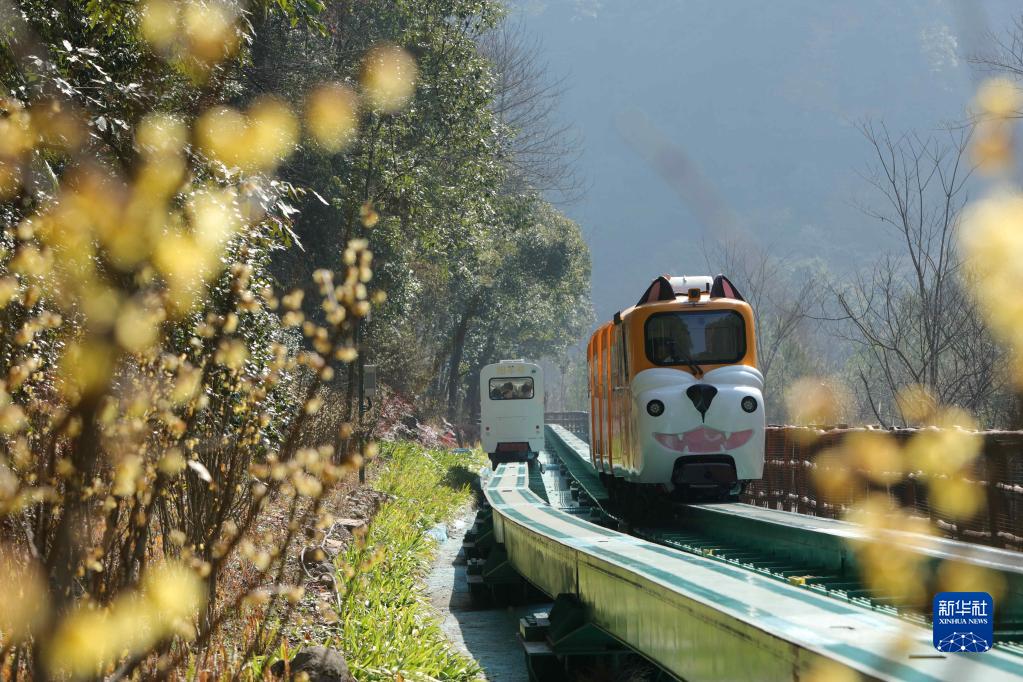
left=519, top=594, right=674, bottom=681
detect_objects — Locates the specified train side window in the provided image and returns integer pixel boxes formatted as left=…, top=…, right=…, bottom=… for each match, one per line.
left=620, top=324, right=629, bottom=378
left=611, top=328, right=619, bottom=388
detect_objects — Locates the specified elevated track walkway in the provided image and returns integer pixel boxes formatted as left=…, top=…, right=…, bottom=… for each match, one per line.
left=465, top=425, right=1023, bottom=681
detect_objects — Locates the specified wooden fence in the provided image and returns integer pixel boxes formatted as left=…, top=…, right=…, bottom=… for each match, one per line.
left=743, top=427, right=1023, bottom=551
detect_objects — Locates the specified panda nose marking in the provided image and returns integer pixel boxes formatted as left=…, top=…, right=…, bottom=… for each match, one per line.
left=686, top=384, right=718, bottom=422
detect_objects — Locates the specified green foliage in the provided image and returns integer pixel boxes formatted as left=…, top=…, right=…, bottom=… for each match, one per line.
left=332, top=443, right=486, bottom=681
left=246, top=0, right=593, bottom=422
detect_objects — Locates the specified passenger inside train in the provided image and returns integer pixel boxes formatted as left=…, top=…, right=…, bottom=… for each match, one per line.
left=646, top=315, right=693, bottom=364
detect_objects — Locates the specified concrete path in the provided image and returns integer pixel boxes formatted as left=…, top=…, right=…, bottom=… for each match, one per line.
left=426, top=509, right=532, bottom=682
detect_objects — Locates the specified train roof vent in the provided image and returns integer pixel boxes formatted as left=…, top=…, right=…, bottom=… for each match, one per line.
left=667, top=275, right=713, bottom=295
left=636, top=274, right=745, bottom=306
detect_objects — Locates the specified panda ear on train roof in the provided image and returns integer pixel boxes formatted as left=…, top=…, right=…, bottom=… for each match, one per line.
left=636, top=275, right=675, bottom=306
left=710, top=274, right=745, bottom=302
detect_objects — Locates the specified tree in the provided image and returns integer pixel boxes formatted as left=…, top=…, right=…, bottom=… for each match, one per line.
left=456, top=197, right=593, bottom=419
left=240, top=0, right=507, bottom=421
left=829, top=122, right=1008, bottom=426
left=970, top=15, right=1023, bottom=109
left=702, top=239, right=822, bottom=379
left=245, top=2, right=592, bottom=428
left=479, top=15, right=585, bottom=203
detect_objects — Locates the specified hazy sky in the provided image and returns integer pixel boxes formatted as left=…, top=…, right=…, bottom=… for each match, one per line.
left=512, top=0, right=1021, bottom=321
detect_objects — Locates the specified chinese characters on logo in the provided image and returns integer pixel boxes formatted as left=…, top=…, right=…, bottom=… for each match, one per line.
left=933, top=592, right=993, bottom=653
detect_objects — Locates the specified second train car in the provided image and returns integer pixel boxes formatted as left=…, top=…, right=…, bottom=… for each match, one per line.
left=480, top=360, right=545, bottom=468
left=587, top=274, right=765, bottom=504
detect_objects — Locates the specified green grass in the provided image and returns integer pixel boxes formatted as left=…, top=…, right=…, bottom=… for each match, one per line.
left=329, top=442, right=486, bottom=681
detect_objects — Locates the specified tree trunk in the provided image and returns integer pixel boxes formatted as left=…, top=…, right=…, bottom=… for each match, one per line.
left=463, top=333, right=497, bottom=430
left=446, top=299, right=480, bottom=422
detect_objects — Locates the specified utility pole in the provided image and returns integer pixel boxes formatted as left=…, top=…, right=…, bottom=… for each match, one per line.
left=356, top=318, right=366, bottom=483
left=356, top=311, right=376, bottom=483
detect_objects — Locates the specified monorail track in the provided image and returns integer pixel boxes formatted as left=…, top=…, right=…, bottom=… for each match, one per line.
left=466, top=425, right=1023, bottom=681
left=544, top=425, right=1023, bottom=652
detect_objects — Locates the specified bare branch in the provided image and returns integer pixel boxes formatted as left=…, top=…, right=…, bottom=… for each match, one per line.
left=479, top=16, right=586, bottom=202
left=832, top=120, right=1007, bottom=425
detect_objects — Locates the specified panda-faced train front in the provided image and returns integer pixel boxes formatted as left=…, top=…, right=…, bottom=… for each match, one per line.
left=632, top=364, right=765, bottom=496
left=588, top=274, right=766, bottom=503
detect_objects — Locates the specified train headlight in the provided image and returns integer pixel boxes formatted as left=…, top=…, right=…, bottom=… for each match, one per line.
left=646, top=400, right=665, bottom=417
left=741, top=396, right=758, bottom=413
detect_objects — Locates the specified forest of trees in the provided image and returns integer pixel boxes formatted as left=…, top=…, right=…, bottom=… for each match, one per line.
left=244, top=4, right=593, bottom=427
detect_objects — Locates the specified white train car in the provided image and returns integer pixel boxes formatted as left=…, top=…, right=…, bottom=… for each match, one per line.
left=480, top=360, right=544, bottom=467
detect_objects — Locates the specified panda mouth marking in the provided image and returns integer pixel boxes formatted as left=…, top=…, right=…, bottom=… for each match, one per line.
left=654, top=426, right=754, bottom=453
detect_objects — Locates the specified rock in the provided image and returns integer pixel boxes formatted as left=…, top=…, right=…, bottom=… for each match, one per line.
left=270, top=645, right=354, bottom=682
left=321, top=537, right=346, bottom=556
left=425, top=522, right=448, bottom=543
left=329, top=525, right=354, bottom=546
left=334, top=517, right=367, bottom=529
left=340, top=488, right=393, bottom=520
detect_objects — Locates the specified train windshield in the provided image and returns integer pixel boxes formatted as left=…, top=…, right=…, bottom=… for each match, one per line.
left=644, top=310, right=745, bottom=366
left=488, top=377, right=535, bottom=400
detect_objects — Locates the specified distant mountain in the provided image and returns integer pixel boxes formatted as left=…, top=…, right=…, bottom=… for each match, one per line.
left=512, top=0, right=1019, bottom=321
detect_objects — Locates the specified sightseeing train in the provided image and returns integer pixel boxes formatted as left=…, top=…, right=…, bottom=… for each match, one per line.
left=587, top=274, right=765, bottom=503
left=480, top=360, right=545, bottom=468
